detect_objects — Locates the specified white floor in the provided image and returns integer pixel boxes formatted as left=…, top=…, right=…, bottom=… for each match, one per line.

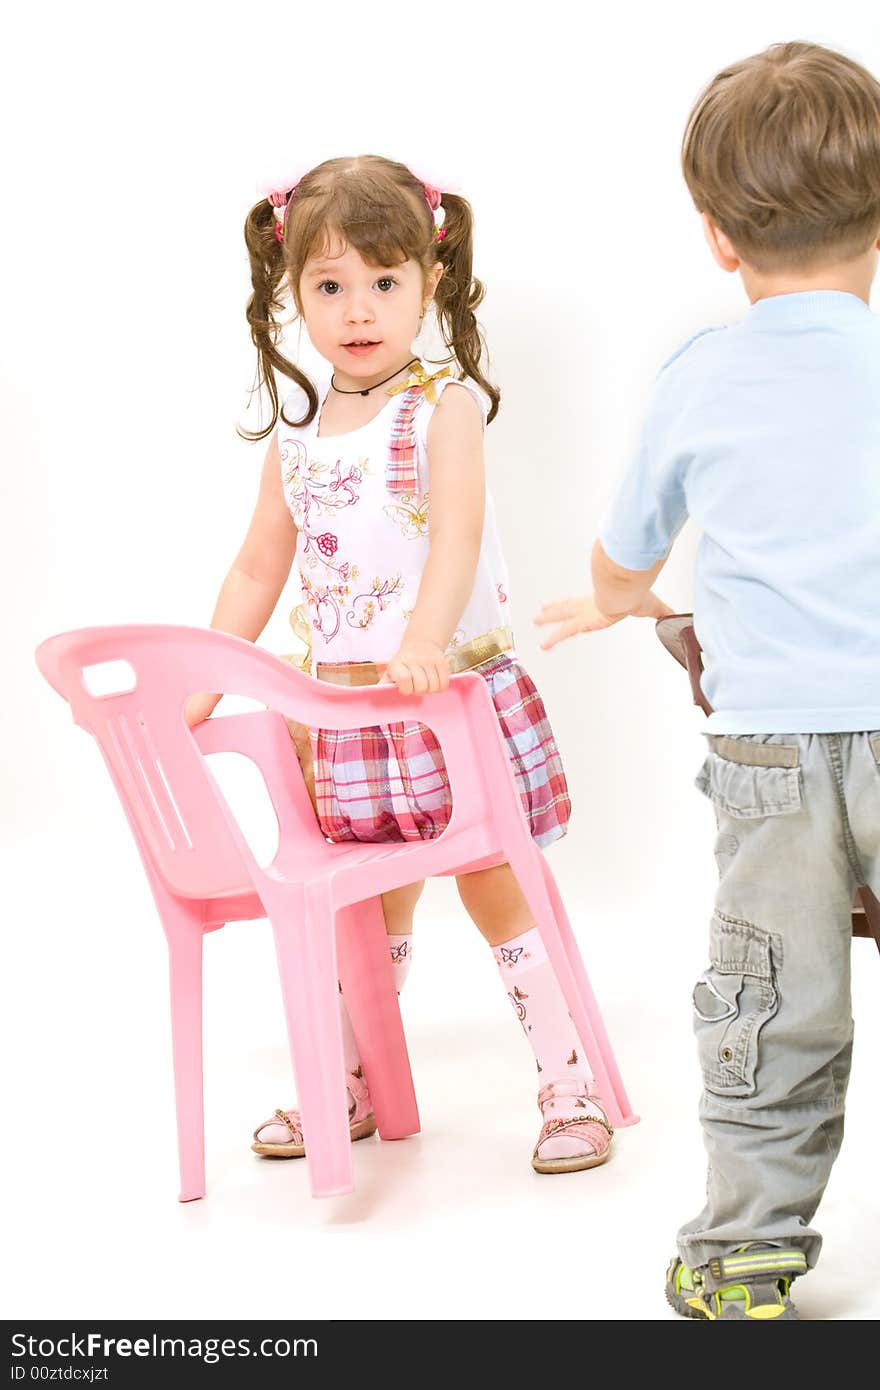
left=4, top=830, right=879, bottom=1323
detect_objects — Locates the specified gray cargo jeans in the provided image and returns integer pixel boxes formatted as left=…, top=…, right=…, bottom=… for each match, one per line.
left=677, top=731, right=880, bottom=1271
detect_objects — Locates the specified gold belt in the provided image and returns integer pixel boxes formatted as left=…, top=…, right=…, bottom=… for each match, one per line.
left=314, top=624, right=515, bottom=687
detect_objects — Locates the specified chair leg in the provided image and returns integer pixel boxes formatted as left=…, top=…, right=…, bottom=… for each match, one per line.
left=538, top=855, right=638, bottom=1128
left=336, top=898, right=420, bottom=1141
left=504, top=842, right=638, bottom=1129
left=855, top=886, right=880, bottom=954
left=264, top=881, right=355, bottom=1198
left=165, top=919, right=207, bottom=1202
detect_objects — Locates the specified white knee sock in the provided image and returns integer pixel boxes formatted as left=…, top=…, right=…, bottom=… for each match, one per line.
left=492, top=927, right=608, bottom=1155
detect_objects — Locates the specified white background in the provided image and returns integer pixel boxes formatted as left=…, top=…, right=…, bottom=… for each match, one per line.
left=4, top=0, right=879, bottom=1323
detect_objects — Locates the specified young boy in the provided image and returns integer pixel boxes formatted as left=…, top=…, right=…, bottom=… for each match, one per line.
left=537, top=41, right=880, bottom=1321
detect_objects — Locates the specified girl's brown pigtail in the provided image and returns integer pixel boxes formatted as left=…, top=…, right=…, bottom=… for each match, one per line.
left=432, top=193, right=500, bottom=423
left=239, top=198, right=317, bottom=440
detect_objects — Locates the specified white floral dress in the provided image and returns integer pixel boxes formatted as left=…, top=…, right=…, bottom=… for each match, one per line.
left=277, top=362, right=571, bottom=846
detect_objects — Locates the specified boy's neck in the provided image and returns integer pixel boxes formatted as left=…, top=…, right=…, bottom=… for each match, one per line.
left=740, top=248, right=877, bottom=306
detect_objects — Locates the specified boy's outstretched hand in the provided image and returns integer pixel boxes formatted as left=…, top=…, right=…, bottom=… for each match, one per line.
left=535, top=590, right=674, bottom=650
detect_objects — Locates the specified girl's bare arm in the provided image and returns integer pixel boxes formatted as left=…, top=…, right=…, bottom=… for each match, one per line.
left=185, top=434, right=298, bottom=723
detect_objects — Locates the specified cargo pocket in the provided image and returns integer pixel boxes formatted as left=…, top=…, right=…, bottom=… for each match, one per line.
left=693, top=914, right=780, bottom=1097
left=695, top=747, right=802, bottom=819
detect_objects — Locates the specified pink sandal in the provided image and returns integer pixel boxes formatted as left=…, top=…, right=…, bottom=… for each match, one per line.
left=531, top=1079, right=614, bottom=1174
left=251, top=1067, right=377, bottom=1158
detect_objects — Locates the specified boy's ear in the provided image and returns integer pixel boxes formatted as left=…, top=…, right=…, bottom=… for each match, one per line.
left=701, top=213, right=741, bottom=272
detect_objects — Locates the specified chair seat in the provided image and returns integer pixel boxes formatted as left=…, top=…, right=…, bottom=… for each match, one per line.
left=202, top=821, right=502, bottom=920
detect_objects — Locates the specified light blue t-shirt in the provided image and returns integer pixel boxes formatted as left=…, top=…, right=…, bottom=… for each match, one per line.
left=600, top=290, right=880, bottom=733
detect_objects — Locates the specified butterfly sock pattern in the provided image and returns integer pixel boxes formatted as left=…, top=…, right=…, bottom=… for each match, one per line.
left=386, top=933, right=413, bottom=993
left=493, top=927, right=606, bottom=1159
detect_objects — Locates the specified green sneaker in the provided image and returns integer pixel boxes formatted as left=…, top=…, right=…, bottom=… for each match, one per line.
left=666, top=1244, right=807, bottom=1320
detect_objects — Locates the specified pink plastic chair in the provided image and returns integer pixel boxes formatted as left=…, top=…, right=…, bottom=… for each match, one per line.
left=36, top=624, right=637, bottom=1202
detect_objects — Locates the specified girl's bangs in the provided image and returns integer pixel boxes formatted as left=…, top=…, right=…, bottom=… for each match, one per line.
left=294, top=182, right=428, bottom=270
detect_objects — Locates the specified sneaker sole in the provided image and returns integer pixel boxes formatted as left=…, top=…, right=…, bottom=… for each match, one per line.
left=665, top=1281, right=799, bottom=1320
left=251, top=1114, right=378, bottom=1158
left=665, top=1283, right=709, bottom=1319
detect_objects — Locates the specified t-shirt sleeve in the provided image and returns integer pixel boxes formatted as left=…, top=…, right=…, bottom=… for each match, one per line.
left=599, top=370, right=691, bottom=571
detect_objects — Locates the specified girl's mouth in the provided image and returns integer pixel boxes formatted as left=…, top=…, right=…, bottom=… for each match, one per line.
left=343, top=341, right=381, bottom=356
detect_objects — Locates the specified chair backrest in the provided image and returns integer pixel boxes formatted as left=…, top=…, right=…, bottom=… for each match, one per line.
left=36, top=627, right=263, bottom=898
left=36, top=625, right=530, bottom=898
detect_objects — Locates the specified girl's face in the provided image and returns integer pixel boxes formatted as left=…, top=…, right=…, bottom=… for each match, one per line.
left=298, top=239, right=441, bottom=386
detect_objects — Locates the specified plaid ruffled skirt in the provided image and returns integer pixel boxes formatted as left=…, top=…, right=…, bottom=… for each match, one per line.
left=307, top=655, right=571, bottom=848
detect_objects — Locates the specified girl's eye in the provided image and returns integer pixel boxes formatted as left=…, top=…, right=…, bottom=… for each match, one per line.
left=375, top=277, right=397, bottom=292
left=318, top=281, right=341, bottom=295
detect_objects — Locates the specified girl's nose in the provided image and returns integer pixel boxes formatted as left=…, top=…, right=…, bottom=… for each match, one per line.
left=345, top=294, right=375, bottom=324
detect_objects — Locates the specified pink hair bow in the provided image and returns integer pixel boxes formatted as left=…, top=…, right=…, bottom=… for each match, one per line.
left=411, top=165, right=458, bottom=243
left=266, top=176, right=304, bottom=244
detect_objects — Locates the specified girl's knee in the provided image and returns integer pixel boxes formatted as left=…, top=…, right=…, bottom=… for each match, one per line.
left=456, top=863, right=519, bottom=910
left=456, top=864, right=532, bottom=943
left=381, top=880, right=425, bottom=933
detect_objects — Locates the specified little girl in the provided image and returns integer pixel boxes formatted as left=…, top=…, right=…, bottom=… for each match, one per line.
left=188, top=155, right=612, bottom=1173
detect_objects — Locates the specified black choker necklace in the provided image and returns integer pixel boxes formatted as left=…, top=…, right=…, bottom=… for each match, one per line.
left=330, top=358, right=418, bottom=397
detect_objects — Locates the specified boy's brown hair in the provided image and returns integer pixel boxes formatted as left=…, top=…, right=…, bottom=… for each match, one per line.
left=681, top=42, right=880, bottom=271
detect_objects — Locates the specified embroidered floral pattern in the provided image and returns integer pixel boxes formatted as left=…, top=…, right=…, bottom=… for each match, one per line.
left=300, top=573, right=350, bottom=642
left=347, top=576, right=404, bottom=630
left=301, top=572, right=403, bottom=640
left=281, top=439, right=367, bottom=529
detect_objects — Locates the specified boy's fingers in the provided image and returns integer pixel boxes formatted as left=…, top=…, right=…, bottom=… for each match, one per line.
left=539, top=618, right=584, bottom=650
left=534, top=598, right=581, bottom=625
